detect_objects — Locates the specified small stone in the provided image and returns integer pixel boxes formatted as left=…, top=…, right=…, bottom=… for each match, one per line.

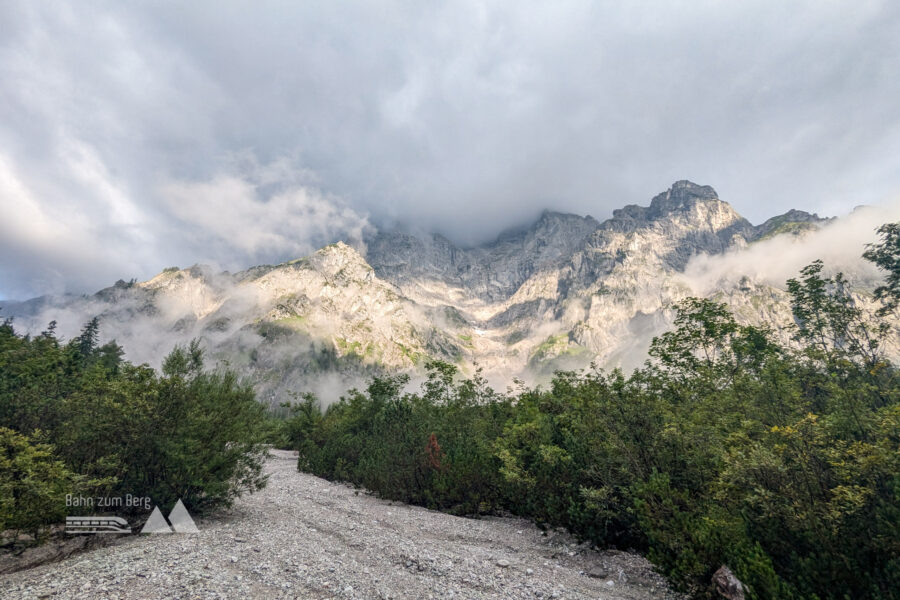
left=605, top=580, right=615, bottom=587
left=496, top=559, right=510, bottom=568
left=587, top=567, right=608, bottom=579
left=525, top=568, right=534, bottom=575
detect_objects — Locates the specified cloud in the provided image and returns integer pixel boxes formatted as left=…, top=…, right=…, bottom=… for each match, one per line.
left=160, top=164, right=373, bottom=268
left=2, top=1, right=900, bottom=297
left=0, top=147, right=150, bottom=298
left=681, top=202, right=900, bottom=295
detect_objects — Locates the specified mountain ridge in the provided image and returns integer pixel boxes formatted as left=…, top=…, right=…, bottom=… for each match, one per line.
left=4, top=180, right=881, bottom=403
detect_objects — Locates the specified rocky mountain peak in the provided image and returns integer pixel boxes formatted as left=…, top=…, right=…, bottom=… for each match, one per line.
left=768, top=208, right=822, bottom=223
left=366, top=210, right=600, bottom=303
left=650, top=180, right=720, bottom=210
left=313, top=240, right=364, bottom=261
left=489, top=210, right=599, bottom=252
left=643, top=180, right=740, bottom=226
left=535, top=209, right=599, bottom=238
left=303, top=241, right=374, bottom=282
left=529, top=208, right=598, bottom=229
left=139, top=263, right=218, bottom=292
left=753, top=209, right=833, bottom=240
left=604, top=181, right=750, bottom=236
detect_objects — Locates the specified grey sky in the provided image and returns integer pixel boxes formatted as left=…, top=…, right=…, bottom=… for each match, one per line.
left=1, top=1, right=899, bottom=299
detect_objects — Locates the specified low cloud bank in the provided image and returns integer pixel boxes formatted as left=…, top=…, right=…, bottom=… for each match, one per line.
left=681, top=203, right=900, bottom=295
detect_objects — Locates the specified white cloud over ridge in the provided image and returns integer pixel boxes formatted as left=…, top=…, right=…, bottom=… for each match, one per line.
left=681, top=202, right=900, bottom=295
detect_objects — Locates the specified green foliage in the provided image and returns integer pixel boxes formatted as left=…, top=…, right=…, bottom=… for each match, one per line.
left=864, top=222, right=900, bottom=315
left=265, top=393, right=324, bottom=451
left=136, top=343, right=269, bottom=511
left=0, top=428, right=74, bottom=539
left=301, top=362, right=511, bottom=515
left=786, top=260, right=885, bottom=367
left=0, top=320, right=268, bottom=536
left=298, top=225, right=900, bottom=600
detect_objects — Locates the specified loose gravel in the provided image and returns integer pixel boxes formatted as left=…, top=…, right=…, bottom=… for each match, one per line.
left=1, top=450, right=683, bottom=599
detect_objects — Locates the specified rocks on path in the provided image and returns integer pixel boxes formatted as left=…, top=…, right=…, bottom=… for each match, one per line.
left=1, top=450, right=682, bottom=599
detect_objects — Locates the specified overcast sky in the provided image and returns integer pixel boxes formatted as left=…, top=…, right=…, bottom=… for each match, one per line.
left=2, top=1, right=899, bottom=299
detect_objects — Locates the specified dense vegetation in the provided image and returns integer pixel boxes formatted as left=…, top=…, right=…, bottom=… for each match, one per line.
left=288, top=224, right=900, bottom=599
left=0, top=322, right=268, bottom=541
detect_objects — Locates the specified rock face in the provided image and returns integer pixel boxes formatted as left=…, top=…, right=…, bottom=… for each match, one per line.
left=755, top=208, right=834, bottom=240
left=4, top=180, right=886, bottom=402
left=367, top=210, right=600, bottom=303
left=712, top=566, right=745, bottom=600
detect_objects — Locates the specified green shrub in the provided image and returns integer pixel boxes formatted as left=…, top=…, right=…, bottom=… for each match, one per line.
left=0, top=322, right=269, bottom=532
left=301, top=365, right=509, bottom=514
left=0, top=428, right=74, bottom=539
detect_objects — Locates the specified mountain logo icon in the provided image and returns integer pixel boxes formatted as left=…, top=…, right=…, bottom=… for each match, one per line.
left=140, top=499, right=199, bottom=534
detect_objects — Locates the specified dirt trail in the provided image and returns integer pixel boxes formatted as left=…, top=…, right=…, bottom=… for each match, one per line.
left=1, top=450, right=682, bottom=599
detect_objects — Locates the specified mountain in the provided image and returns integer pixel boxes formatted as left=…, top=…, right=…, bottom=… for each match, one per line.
left=2, top=181, right=889, bottom=403
left=367, top=210, right=600, bottom=303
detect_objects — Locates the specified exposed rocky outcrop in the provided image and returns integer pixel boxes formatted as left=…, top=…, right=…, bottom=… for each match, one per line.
left=366, top=210, right=599, bottom=303
left=712, top=566, right=745, bottom=600
left=753, top=208, right=834, bottom=240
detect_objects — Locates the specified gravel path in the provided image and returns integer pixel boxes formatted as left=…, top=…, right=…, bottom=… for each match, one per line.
left=1, top=450, right=682, bottom=599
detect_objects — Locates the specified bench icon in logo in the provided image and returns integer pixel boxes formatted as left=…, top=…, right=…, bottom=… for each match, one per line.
left=140, top=499, right=199, bottom=534
left=66, top=516, right=131, bottom=534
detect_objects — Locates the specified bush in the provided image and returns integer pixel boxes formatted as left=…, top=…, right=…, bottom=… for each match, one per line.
left=301, top=365, right=510, bottom=515
left=0, top=323, right=269, bottom=533
left=0, top=428, right=74, bottom=539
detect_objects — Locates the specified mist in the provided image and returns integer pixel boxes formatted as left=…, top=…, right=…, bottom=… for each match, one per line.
left=681, top=203, right=900, bottom=294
